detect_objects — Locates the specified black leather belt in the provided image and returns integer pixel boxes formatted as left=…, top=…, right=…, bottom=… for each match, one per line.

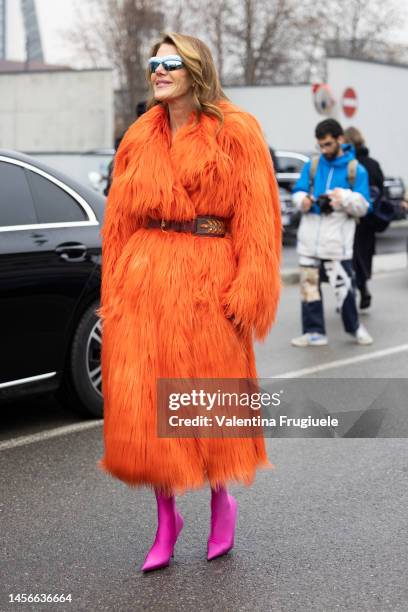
left=146, top=215, right=229, bottom=237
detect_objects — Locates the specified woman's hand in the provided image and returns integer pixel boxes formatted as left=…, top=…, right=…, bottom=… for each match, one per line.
left=221, top=288, right=248, bottom=336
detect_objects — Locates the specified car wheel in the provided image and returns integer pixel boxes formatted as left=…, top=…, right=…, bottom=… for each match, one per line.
left=59, top=300, right=103, bottom=418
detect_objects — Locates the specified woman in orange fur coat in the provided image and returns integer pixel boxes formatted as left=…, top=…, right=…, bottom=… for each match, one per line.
left=97, top=32, right=282, bottom=572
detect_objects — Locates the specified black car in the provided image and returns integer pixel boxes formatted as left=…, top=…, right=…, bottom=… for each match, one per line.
left=275, top=150, right=310, bottom=238
left=0, top=150, right=105, bottom=417
left=383, top=177, right=406, bottom=220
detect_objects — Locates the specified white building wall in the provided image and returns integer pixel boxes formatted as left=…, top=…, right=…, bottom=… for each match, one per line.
left=328, top=58, right=408, bottom=182
left=0, top=69, right=114, bottom=151
left=225, top=57, right=408, bottom=182
left=223, top=84, right=316, bottom=153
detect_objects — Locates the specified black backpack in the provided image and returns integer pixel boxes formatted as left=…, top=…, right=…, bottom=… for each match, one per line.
left=369, top=186, right=395, bottom=233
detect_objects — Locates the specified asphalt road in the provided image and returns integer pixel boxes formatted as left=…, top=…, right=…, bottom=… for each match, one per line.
left=1, top=269, right=407, bottom=612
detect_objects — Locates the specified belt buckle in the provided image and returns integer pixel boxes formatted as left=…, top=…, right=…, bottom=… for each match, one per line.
left=196, top=216, right=225, bottom=236
left=161, top=218, right=167, bottom=232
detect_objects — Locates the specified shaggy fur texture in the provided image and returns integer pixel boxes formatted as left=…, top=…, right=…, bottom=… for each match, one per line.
left=97, top=100, right=282, bottom=495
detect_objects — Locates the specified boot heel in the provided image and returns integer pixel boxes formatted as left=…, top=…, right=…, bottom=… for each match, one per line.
left=207, top=493, right=237, bottom=561
left=171, top=512, right=184, bottom=558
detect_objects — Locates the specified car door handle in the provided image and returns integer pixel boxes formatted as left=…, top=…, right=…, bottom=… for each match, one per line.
left=55, top=243, right=87, bottom=262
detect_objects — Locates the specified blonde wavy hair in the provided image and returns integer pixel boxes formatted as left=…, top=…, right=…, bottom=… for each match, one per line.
left=146, top=32, right=229, bottom=126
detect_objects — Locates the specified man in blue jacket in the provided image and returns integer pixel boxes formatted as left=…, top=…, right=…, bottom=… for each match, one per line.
left=291, top=118, right=374, bottom=347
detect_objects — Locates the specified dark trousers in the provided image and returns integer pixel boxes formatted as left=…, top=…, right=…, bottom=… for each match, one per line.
left=353, top=217, right=376, bottom=291
left=300, top=258, right=359, bottom=335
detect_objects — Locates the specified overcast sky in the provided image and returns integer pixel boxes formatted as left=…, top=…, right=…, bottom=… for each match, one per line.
left=36, top=0, right=77, bottom=63
left=6, top=0, right=408, bottom=66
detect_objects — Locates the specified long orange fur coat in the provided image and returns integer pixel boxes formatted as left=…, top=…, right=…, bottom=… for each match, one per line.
left=97, top=99, right=282, bottom=495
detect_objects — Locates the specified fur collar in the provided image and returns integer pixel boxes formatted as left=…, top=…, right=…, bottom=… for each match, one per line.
left=109, top=100, right=247, bottom=221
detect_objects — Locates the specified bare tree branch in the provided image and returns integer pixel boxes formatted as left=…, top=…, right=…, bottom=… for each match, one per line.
left=62, top=0, right=408, bottom=131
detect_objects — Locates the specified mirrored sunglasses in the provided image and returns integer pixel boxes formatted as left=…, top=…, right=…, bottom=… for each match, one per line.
left=148, top=55, right=184, bottom=74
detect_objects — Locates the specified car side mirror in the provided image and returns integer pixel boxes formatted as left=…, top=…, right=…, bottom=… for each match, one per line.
left=88, top=171, right=103, bottom=190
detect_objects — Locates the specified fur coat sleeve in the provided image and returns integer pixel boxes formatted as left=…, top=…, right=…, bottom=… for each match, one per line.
left=96, top=127, right=146, bottom=319
left=220, top=111, right=282, bottom=341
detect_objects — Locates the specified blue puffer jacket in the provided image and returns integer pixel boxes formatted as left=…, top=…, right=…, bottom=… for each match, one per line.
left=292, top=144, right=371, bottom=260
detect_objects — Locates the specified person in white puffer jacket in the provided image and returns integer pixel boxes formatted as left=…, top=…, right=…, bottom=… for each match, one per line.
left=291, top=118, right=374, bottom=347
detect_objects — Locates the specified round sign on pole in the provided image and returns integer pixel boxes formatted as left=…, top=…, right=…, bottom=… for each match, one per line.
left=312, top=83, right=335, bottom=116
left=342, top=87, right=358, bottom=117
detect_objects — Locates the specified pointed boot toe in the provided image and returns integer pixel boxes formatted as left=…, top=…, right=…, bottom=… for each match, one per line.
left=142, top=551, right=171, bottom=572
left=207, top=539, right=234, bottom=561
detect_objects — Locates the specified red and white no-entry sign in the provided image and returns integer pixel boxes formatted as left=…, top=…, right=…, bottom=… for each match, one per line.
left=342, top=87, right=358, bottom=117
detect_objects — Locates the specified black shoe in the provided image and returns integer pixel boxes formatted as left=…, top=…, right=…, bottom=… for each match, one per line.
left=359, top=288, right=371, bottom=310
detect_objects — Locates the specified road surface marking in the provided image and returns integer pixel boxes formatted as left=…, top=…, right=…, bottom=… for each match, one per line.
left=0, top=420, right=102, bottom=452
left=1, top=343, right=408, bottom=451
left=274, top=343, right=408, bottom=379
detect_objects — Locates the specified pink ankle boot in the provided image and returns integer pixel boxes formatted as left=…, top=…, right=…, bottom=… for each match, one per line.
left=141, top=490, right=184, bottom=572
left=207, top=486, right=238, bottom=561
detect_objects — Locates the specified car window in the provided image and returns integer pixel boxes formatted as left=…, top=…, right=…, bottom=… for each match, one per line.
left=0, top=161, right=38, bottom=227
left=26, top=170, right=87, bottom=223
left=277, top=156, right=306, bottom=173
